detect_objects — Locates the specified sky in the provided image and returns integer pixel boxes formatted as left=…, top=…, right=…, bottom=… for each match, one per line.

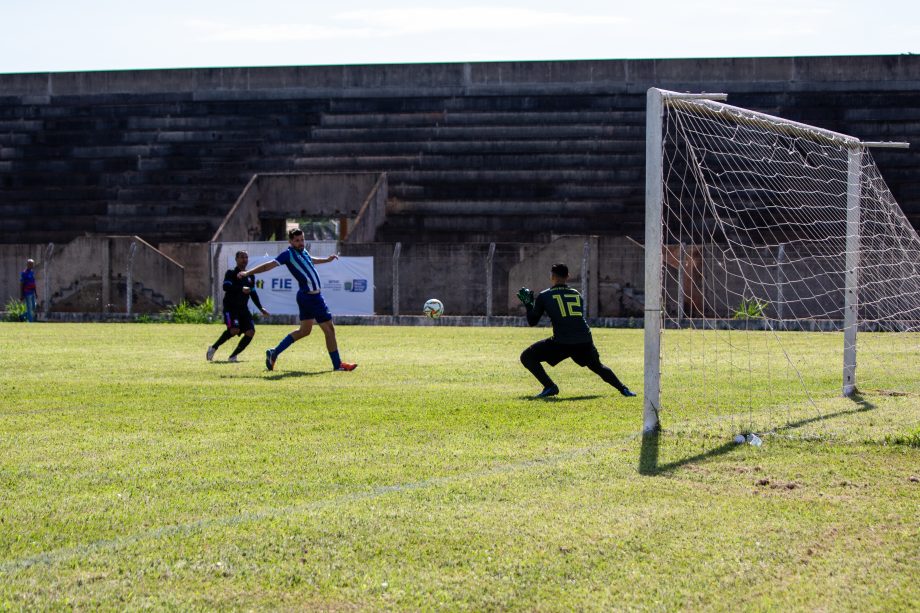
left=0, top=0, right=917, bottom=74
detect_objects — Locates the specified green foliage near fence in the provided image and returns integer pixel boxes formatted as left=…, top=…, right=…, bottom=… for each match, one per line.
left=3, top=298, right=26, bottom=322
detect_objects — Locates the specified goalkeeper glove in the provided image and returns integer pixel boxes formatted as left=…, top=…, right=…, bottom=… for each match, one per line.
left=516, top=287, right=535, bottom=308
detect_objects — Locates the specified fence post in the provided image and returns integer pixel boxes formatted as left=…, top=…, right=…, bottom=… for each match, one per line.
left=392, top=242, right=402, bottom=316
left=486, top=242, right=496, bottom=317
left=776, top=243, right=785, bottom=323
left=211, top=243, right=223, bottom=316
left=101, top=239, right=111, bottom=313
left=43, top=242, right=54, bottom=316
left=677, top=242, right=685, bottom=322
left=126, top=240, right=138, bottom=315
left=581, top=239, right=590, bottom=317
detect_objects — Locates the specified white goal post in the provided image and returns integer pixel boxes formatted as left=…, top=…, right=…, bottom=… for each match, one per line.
left=643, top=88, right=914, bottom=434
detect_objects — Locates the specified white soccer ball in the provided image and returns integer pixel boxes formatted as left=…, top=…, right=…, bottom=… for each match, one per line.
left=423, top=298, right=444, bottom=319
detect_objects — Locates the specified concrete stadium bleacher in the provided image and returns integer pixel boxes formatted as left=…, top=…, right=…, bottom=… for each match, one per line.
left=1, top=56, right=919, bottom=247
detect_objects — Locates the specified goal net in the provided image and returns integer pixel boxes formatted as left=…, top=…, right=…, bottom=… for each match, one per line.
left=643, top=89, right=920, bottom=441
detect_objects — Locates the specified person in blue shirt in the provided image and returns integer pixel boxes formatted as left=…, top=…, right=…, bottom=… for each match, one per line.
left=20, top=259, right=37, bottom=322
left=517, top=263, right=636, bottom=399
left=239, top=228, right=357, bottom=372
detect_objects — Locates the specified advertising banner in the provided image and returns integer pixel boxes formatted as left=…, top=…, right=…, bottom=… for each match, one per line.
left=247, top=254, right=374, bottom=316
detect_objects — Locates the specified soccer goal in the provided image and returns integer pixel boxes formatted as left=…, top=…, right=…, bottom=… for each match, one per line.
left=643, top=88, right=920, bottom=439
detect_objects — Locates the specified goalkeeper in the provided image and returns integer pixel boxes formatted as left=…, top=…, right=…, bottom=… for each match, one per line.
left=517, top=263, right=637, bottom=399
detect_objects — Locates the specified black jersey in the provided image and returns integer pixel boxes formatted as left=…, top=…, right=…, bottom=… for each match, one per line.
left=222, top=267, right=263, bottom=313
left=526, top=284, right=592, bottom=344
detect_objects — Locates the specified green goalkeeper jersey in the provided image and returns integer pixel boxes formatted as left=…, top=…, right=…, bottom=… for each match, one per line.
left=526, top=284, right=592, bottom=344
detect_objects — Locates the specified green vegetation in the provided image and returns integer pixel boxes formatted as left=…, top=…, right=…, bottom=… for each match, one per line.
left=3, top=298, right=26, bottom=322
left=164, top=297, right=217, bottom=324
left=132, top=298, right=217, bottom=324
left=0, top=323, right=917, bottom=610
left=732, top=297, right=769, bottom=320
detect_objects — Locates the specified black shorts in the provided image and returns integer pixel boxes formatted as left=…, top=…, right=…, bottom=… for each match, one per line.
left=223, top=308, right=255, bottom=334
left=523, top=338, right=600, bottom=368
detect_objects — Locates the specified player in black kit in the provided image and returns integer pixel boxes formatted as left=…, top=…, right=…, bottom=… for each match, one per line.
left=517, top=263, right=637, bottom=399
left=207, top=250, right=269, bottom=363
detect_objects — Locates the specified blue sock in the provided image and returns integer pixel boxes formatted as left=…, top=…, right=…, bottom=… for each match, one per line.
left=329, top=350, right=341, bottom=369
left=274, top=334, right=296, bottom=356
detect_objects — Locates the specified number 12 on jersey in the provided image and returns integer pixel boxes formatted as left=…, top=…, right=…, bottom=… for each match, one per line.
left=552, top=293, right=583, bottom=317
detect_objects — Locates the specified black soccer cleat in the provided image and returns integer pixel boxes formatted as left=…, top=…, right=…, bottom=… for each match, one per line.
left=265, top=349, right=276, bottom=371
left=620, top=387, right=637, bottom=397
left=536, top=385, right=559, bottom=398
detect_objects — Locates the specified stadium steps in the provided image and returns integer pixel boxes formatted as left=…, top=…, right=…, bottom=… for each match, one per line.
left=387, top=200, right=626, bottom=216
left=319, top=110, right=645, bottom=128
left=310, top=124, right=645, bottom=142
left=0, top=91, right=650, bottom=244
left=285, top=153, right=640, bottom=173
left=287, top=138, right=645, bottom=156
left=275, top=103, right=646, bottom=241
left=51, top=278, right=176, bottom=313
left=375, top=209, right=642, bottom=243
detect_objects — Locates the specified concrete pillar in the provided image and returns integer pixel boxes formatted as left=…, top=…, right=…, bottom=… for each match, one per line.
left=127, top=240, right=137, bottom=315
left=101, top=239, right=111, bottom=313
left=486, top=242, right=496, bottom=317
left=392, top=242, right=401, bottom=316
left=43, top=242, right=54, bottom=315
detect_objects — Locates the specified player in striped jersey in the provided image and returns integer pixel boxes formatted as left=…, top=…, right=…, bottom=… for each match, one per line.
left=239, top=228, right=358, bottom=372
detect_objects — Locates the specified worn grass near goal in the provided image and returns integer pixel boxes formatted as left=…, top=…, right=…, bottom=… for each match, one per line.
left=0, top=323, right=917, bottom=610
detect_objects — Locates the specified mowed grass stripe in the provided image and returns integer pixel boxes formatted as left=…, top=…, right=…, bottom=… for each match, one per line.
left=0, top=436, right=634, bottom=575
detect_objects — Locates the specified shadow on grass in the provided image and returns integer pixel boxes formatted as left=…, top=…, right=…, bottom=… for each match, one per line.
left=520, top=394, right=604, bottom=402
left=227, top=369, right=330, bottom=380
left=772, top=392, right=876, bottom=434
left=639, top=393, right=877, bottom=476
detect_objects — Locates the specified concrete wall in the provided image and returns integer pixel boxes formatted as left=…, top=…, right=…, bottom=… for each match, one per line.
left=345, top=174, right=388, bottom=244
left=0, top=236, right=184, bottom=315
left=212, top=173, right=383, bottom=243
left=340, top=236, right=646, bottom=316
left=508, top=236, right=645, bottom=317
left=159, top=242, right=209, bottom=303
left=2, top=56, right=918, bottom=97
left=0, top=244, right=52, bottom=308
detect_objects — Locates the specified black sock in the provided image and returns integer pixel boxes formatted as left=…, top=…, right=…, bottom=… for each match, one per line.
left=212, top=329, right=234, bottom=349
left=589, top=362, right=626, bottom=391
left=521, top=349, right=555, bottom=389
left=230, top=335, right=252, bottom=357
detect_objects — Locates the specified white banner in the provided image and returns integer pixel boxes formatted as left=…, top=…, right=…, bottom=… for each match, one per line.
left=246, top=253, right=374, bottom=317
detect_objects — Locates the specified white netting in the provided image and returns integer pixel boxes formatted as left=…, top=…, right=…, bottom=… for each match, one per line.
left=655, top=95, right=920, bottom=440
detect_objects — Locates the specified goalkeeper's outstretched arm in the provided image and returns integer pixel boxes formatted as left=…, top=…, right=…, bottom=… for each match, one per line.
left=517, top=287, right=543, bottom=326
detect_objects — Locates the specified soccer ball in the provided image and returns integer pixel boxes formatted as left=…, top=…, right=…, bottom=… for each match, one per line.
left=423, top=298, right=444, bottom=319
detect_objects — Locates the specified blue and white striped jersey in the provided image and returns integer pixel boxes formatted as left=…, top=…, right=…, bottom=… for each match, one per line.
left=275, top=247, right=322, bottom=292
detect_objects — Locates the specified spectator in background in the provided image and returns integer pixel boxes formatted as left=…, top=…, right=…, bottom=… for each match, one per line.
left=20, top=258, right=37, bottom=322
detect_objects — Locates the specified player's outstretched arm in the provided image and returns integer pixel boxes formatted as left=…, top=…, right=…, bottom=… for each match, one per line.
left=311, top=253, right=339, bottom=265
left=239, top=260, right=279, bottom=278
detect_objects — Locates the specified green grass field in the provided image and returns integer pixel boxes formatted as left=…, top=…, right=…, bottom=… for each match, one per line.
left=1, top=322, right=918, bottom=611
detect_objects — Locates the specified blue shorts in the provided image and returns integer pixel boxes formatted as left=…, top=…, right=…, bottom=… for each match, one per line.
left=296, top=291, right=332, bottom=323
